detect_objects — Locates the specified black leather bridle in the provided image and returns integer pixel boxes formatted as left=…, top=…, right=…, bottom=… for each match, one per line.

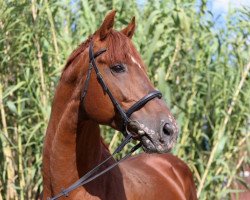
left=47, top=41, right=162, bottom=200
left=81, top=41, right=162, bottom=136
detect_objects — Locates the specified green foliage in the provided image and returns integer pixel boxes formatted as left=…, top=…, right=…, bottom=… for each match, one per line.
left=0, top=0, right=249, bottom=199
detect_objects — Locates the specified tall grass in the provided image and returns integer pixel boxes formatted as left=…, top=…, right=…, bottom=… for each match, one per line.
left=0, top=0, right=249, bottom=199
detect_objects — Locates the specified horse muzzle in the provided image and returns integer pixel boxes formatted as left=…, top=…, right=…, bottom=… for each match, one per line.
left=126, top=119, right=178, bottom=153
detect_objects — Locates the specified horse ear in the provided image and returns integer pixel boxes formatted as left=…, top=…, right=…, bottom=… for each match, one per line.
left=99, top=10, right=116, bottom=40
left=121, top=17, right=136, bottom=39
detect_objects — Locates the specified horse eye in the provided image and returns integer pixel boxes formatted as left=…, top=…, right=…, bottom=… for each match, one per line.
left=110, top=64, right=126, bottom=73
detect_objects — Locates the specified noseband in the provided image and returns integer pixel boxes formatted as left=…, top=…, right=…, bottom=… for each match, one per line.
left=81, top=41, right=162, bottom=136
left=48, top=41, right=162, bottom=200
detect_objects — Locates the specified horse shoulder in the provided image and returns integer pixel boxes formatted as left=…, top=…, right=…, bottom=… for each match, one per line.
left=120, top=153, right=197, bottom=200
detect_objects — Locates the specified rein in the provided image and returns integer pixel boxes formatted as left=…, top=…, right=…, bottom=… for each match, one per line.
left=47, top=41, right=162, bottom=199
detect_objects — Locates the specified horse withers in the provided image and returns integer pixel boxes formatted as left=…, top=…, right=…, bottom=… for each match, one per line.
left=42, top=10, right=197, bottom=200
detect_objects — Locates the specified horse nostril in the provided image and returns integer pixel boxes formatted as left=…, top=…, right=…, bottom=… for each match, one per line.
left=163, top=123, right=174, bottom=136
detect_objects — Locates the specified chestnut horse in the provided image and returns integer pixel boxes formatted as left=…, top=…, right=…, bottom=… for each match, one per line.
left=42, top=11, right=197, bottom=200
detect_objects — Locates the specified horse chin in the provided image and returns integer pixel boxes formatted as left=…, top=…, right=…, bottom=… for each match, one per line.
left=140, top=135, right=173, bottom=154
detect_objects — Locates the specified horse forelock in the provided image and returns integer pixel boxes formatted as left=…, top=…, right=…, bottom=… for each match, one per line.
left=105, top=30, right=141, bottom=66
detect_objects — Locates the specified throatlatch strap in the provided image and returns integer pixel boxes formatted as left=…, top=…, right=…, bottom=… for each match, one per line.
left=80, top=63, right=93, bottom=101
left=81, top=47, right=107, bottom=101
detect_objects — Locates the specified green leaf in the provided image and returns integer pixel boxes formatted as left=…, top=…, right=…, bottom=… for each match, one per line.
left=6, top=101, right=17, bottom=114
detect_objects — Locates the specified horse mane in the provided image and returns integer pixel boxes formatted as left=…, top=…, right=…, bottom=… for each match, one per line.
left=63, top=36, right=92, bottom=71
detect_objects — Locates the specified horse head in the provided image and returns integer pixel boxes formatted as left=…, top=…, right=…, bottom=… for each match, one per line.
left=82, top=10, right=178, bottom=153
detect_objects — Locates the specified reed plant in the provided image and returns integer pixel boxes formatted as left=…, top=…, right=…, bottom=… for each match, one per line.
left=0, top=0, right=249, bottom=199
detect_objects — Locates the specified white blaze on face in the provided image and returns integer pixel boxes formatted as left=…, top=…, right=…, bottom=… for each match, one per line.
left=129, top=54, right=143, bottom=69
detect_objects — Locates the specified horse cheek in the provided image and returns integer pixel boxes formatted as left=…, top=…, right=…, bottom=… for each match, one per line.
left=84, top=90, right=115, bottom=124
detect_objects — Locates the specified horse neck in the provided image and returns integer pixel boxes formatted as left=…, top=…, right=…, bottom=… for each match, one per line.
left=50, top=104, right=103, bottom=187
left=43, top=56, right=110, bottom=196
